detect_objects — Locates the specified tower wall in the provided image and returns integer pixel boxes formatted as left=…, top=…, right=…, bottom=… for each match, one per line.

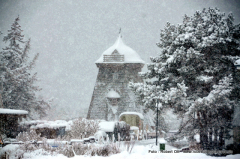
left=87, top=63, right=144, bottom=120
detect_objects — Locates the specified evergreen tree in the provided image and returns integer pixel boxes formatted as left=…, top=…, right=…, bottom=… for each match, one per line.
left=130, top=8, right=240, bottom=150
left=0, top=16, right=49, bottom=118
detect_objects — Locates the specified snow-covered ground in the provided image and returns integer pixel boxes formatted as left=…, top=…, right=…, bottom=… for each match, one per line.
left=1, top=138, right=239, bottom=159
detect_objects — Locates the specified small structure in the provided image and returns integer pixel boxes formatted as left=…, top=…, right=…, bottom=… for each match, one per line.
left=20, top=120, right=71, bottom=139
left=0, top=108, right=28, bottom=138
left=98, top=121, right=130, bottom=141
left=119, top=112, right=144, bottom=140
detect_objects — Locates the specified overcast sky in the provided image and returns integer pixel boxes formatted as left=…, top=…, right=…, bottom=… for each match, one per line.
left=0, top=0, right=240, bottom=120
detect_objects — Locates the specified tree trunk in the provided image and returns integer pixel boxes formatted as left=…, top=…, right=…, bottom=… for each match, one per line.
left=202, top=129, right=208, bottom=150
left=214, top=128, right=219, bottom=149
left=209, top=127, right=213, bottom=150
left=219, top=127, right=224, bottom=150
left=202, top=111, right=208, bottom=150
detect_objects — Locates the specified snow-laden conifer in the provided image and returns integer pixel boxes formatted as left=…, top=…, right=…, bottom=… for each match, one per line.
left=0, top=16, right=50, bottom=118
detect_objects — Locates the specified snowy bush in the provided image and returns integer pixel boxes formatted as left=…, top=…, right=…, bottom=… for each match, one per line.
left=64, top=118, right=99, bottom=140
left=16, top=130, right=42, bottom=142
left=20, top=141, right=38, bottom=153
left=52, top=142, right=121, bottom=157
left=59, top=141, right=134, bottom=157
left=91, top=143, right=120, bottom=156
left=0, top=144, right=20, bottom=159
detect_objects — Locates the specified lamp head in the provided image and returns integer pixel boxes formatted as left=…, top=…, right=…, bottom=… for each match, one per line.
left=234, top=59, right=240, bottom=70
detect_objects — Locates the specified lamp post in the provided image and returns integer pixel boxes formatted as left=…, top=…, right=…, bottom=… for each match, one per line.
left=156, top=100, right=162, bottom=146
left=233, top=59, right=240, bottom=111
left=233, top=59, right=240, bottom=113
left=233, top=59, right=240, bottom=151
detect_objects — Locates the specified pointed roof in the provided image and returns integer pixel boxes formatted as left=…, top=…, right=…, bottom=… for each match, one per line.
left=95, top=35, right=145, bottom=64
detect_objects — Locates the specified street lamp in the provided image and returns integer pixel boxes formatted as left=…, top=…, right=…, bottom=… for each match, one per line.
left=156, top=100, right=162, bottom=146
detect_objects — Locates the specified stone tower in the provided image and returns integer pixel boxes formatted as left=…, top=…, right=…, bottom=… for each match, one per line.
left=87, top=35, right=145, bottom=121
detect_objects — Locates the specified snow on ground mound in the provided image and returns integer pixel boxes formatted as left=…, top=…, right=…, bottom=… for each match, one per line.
left=9, top=142, right=239, bottom=159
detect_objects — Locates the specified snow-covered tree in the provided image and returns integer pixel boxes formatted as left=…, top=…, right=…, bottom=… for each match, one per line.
left=130, top=8, right=240, bottom=150
left=0, top=16, right=50, bottom=118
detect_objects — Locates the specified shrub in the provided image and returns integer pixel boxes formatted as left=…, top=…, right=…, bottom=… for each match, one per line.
left=64, top=118, right=99, bottom=140
left=16, top=130, right=42, bottom=142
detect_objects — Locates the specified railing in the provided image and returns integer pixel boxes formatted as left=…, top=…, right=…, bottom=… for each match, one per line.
left=103, top=55, right=124, bottom=62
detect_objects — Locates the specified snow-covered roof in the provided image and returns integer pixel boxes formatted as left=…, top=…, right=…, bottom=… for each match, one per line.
left=99, top=121, right=115, bottom=132
left=30, top=120, right=72, bottom=130
left=19, top=120, right=47, bottom=125
left=95, top=35, right=145, bottom=64
left=168, top=130, right=179, bottom=133
left=130, top=126, right=139, bottom=130
left=107, top=89, right=120, bottom=98
left=0, top=108, right=28, bottom=115
left=119, top=112, right=144, bottom=120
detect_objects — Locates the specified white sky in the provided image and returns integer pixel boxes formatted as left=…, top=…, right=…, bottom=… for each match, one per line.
left=0, top=0, right=240, bottom=120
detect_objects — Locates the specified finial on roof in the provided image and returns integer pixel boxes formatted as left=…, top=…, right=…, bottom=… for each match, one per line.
left=119, top=28, right=122, bottom=38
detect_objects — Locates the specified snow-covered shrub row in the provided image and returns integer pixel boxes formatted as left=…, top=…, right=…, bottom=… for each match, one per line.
left=0, top=141, right=125, bottom=158
left=71, top=142, right=121, bottom=157
left=18, top=118, right=99, bottom=140
left=0, top=141, right=58, bottom=159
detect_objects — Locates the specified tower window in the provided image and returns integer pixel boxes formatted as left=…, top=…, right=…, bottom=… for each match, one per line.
left=111, top=98, right=118, bottom=106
